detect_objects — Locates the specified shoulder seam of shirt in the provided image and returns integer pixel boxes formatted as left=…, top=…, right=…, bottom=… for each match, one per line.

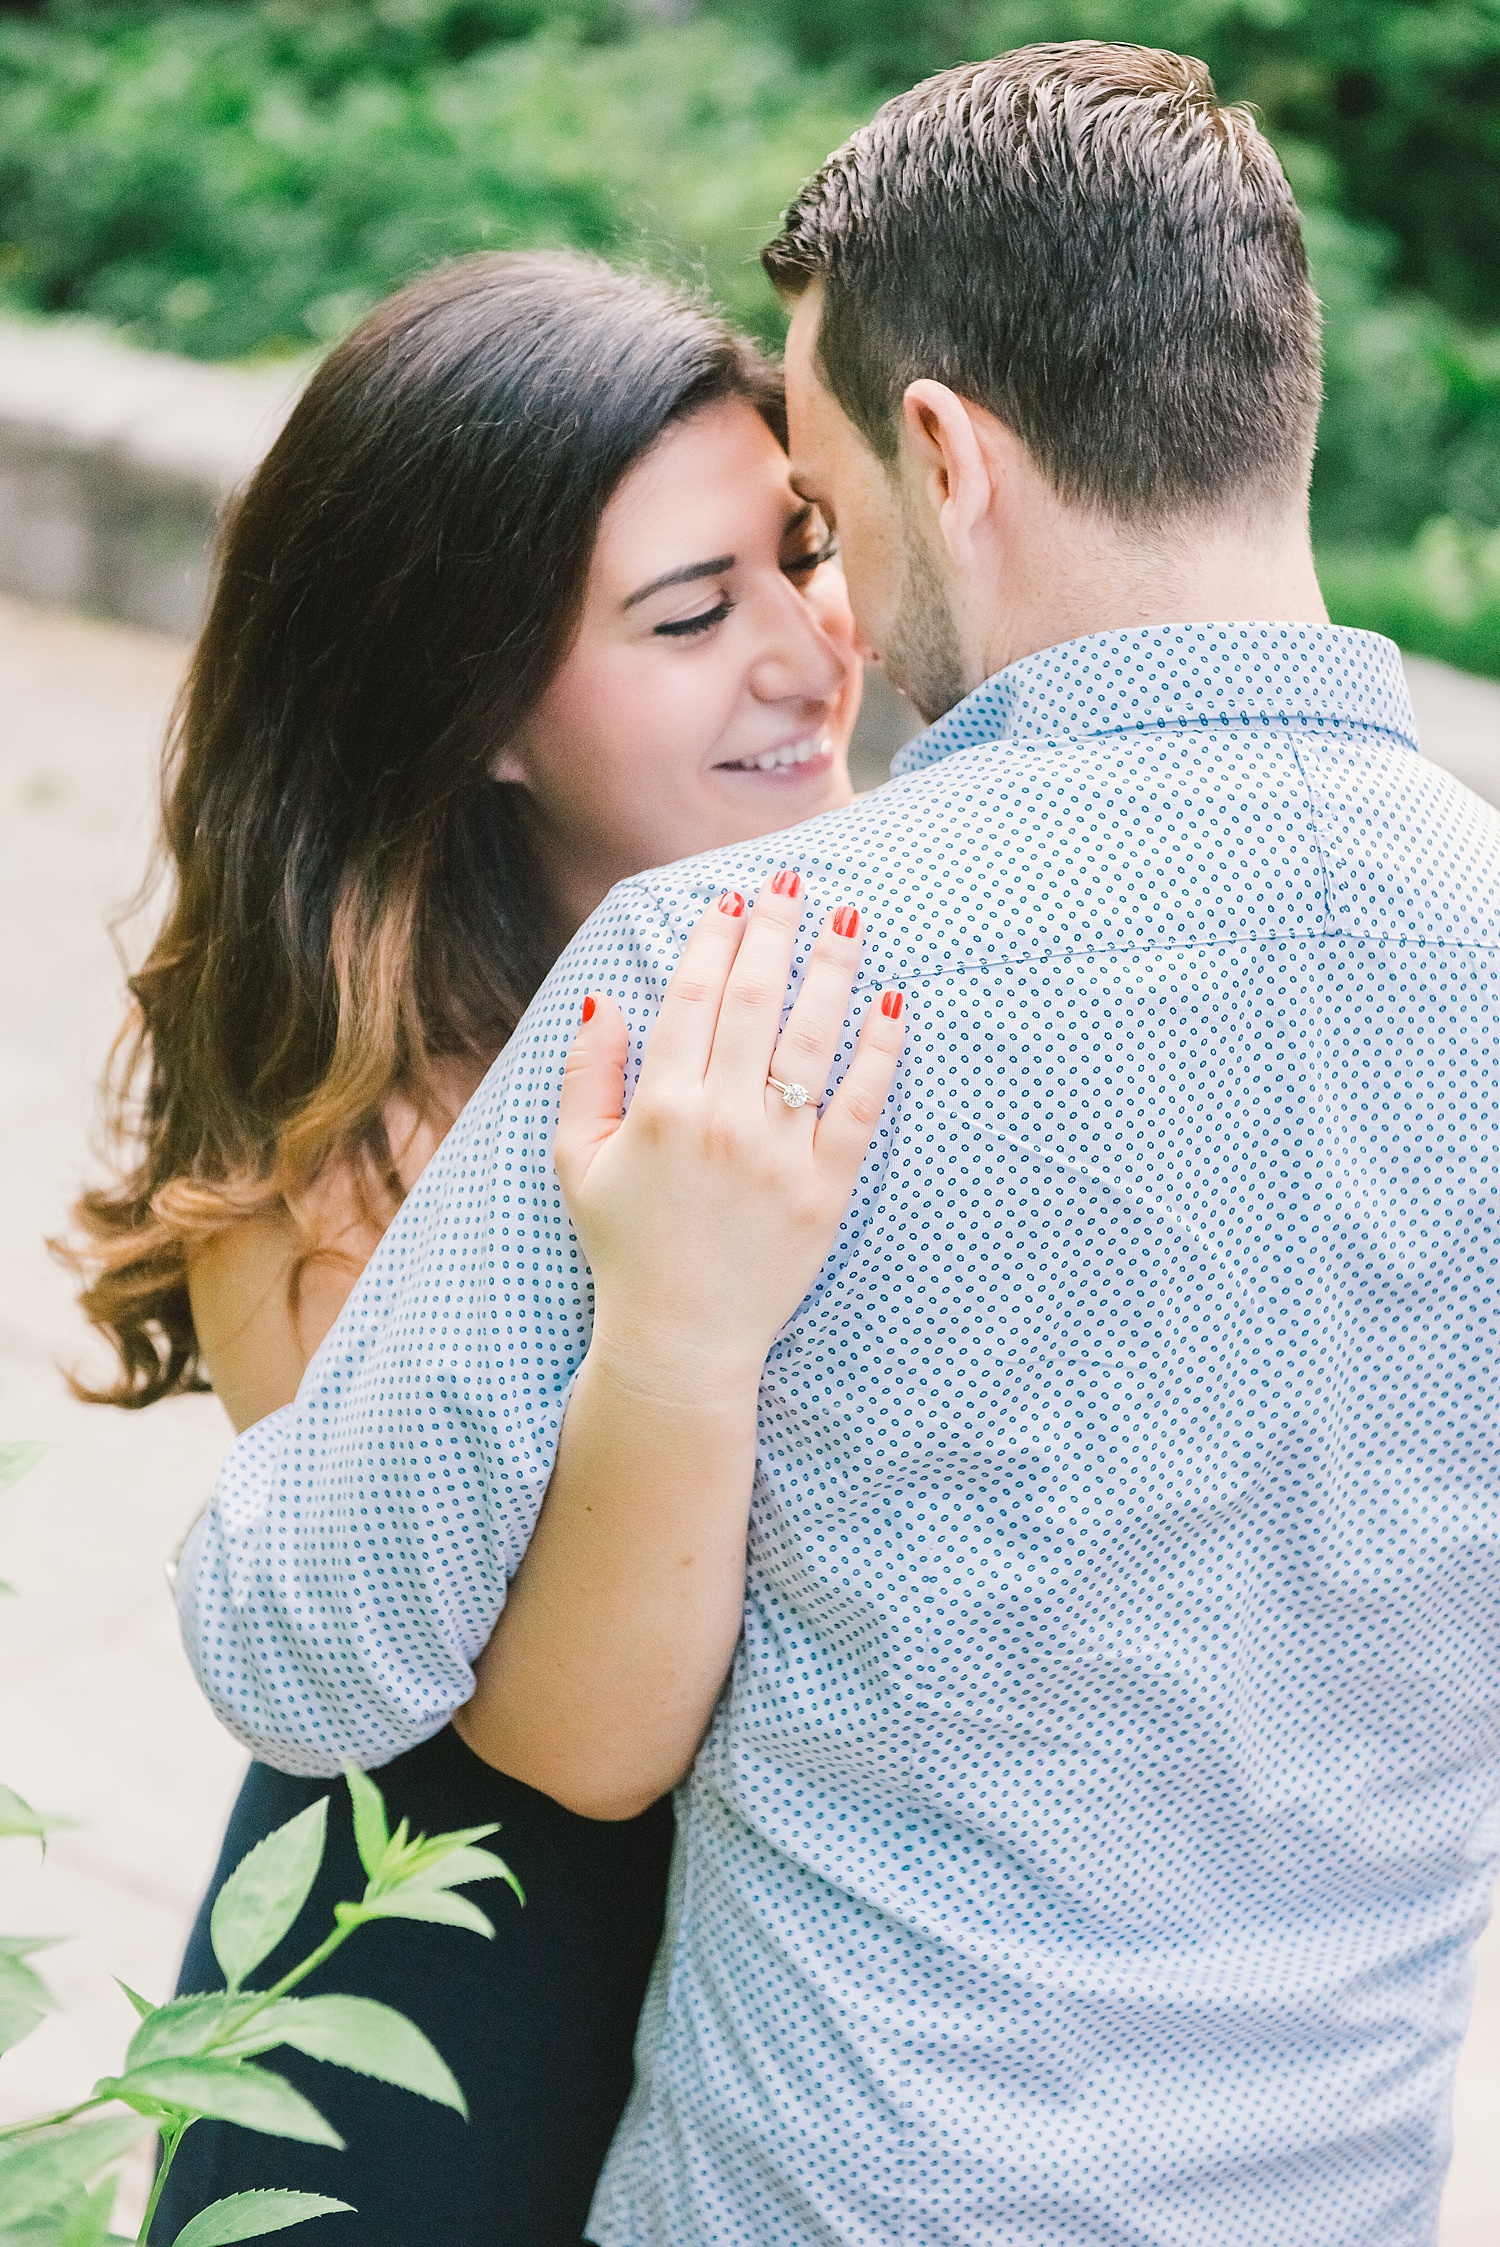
left=886, top=930, right=1500, bottom=985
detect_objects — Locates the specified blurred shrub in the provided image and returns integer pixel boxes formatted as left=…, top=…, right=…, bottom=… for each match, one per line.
left=0, top=3, right=864, bottom=357
left=1304, top=202, right=1500, bottom=547
left=714, top=0, right=1500, bottom=325
left=1321, top=519, right=1500, bottom=681
left=1, top=0, right=1499, bottom=672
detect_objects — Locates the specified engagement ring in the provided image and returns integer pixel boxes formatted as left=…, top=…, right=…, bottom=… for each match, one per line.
left=767, top=1074, right=810, bottom=1110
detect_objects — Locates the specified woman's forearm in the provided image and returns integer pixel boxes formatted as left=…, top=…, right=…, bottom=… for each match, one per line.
left=453, top=1333, right=759, bottom=1819
left=452, top=880, right=902, bottom=1819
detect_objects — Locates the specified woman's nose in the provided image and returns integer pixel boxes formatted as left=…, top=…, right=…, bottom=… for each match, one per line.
left=748, top=572, right=856, bottom=708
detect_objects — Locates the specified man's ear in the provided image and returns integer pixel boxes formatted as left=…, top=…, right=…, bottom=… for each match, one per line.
left=900, top=380, right=995, bottom=566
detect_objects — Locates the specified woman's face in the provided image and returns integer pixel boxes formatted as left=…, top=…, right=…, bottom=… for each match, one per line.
left=494, top=397, right=861, bottom=929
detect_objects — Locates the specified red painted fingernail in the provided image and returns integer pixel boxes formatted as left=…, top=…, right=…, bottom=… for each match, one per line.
left=881, top=989, right=904, bottom=1019
left=718, top=890, right=745, bottom=917
left=771, top=868, right=801, bottom=898
left=581, top=995, right=596, bottom=1024
left=832, top=904, right=860, bottom=939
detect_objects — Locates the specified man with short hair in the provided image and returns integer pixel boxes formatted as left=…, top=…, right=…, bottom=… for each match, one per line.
left=187, top=44, right=1500, bottom=2243
left=764, top=43, right=1327, bottom=725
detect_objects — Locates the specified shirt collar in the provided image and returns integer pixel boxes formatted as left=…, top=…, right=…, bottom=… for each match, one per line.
left=892, top=622, right=1418, bottom=777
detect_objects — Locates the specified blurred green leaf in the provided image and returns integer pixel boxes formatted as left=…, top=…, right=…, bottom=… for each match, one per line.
left=0, top=1997, right=48, bottom=2059
left=169, top=2189, right=354, bottom=2247
left=222, top=1993, right=466, bottom=2113
left=98, top=2058, right=343, bottom=2147
left=57, top=2175, right=119, bottom=2247
left=0, top=2117, right=149, bottom=2227
left=0, top=1783, right=75, bottom=1842
left=0, top=2171, right=122, bottom=2247
left=0, top=1941, right=58, bottom=2057
left=210, top=1799, right=328, bottom=1992
left=341, top=1764, right=387, bottom=1882
left=113, top=1979, right=156, bottom=2022
left=0, top=1445, right=44, bottom=1496
left=125, top=1992, right=256, bottom=2070
left=407, top=1841, right=523, bottom=1904
left=350, top=1886, right=495, bottom=1939
left=392, top=1837, right=498, bottom=1884
left=370, top=1816, right=519, bottom=1896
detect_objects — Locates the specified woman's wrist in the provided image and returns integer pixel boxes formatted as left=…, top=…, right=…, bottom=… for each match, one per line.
left=584, top=1313, right=768, bottom=1417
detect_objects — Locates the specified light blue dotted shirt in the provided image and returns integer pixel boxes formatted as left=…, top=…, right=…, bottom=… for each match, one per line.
left=181, top=624, right=1500, bottom=2246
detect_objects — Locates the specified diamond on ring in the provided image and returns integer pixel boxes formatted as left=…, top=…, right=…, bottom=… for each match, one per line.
left=768, top=1074, right=809, bottom=1110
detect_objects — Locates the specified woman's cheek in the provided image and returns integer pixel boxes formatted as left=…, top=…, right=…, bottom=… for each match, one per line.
left=805, top=562, right=857, bottom=647
left=588, top=646, right=682, bottom=770
left=805, top=577, right=862, bottom=743
left=646, top=650, right=738, bottom=781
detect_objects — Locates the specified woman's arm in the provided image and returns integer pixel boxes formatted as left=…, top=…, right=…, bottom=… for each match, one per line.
left=453, top=872, right=905, bottom=1817
left=453, top=1340, right=759, bottom=1819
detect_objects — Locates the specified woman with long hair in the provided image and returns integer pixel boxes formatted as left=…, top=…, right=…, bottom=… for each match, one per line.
left=65, top=249, right=872, bottom=2244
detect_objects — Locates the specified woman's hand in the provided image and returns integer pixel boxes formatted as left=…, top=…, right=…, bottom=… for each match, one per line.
left=453, top=870, right=905, bottom=1817
left=556, top=867, right=906, bottom=1398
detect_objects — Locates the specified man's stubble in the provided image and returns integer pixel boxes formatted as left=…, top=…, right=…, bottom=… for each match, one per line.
left=878, top=492, right=968, bottom=726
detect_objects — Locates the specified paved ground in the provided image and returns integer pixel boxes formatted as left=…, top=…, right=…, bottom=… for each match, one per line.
left=1, top=592, right=1498, bottom=2237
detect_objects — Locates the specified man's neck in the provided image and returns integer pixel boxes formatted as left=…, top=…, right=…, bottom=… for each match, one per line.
left=971, top=496, right=1329, bottom=686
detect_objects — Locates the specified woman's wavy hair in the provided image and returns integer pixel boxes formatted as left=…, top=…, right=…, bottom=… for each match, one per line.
left=64, top=250, right=782, bottom=1406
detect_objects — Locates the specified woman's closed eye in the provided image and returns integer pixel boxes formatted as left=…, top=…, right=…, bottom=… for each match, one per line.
left=653, top=596, right=734, bottom=639
left=781, top=532, right=839, bottom=583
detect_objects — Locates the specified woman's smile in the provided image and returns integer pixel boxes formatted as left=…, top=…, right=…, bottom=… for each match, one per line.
left=714, top=726, right=836, bottom=780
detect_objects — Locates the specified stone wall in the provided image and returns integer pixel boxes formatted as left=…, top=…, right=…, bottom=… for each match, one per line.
left=0, top=317, right=301, bottom=638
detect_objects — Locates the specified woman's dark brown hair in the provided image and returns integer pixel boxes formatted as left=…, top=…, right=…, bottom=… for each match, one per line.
left=66, top=250, right=782, bottom=1405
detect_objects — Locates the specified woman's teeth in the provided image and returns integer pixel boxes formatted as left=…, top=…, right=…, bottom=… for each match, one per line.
left=724, top=734, right=830, bottom=774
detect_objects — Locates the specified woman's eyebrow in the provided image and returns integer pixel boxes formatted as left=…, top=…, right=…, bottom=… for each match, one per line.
left=622, top=555, right=734, bottom=609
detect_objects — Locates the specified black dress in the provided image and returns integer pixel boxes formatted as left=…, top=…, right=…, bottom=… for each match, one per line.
left=149, top=1725, right=674, bottom=2247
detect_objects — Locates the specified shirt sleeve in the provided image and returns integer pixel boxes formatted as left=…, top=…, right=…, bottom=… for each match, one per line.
left=176, top=876, right=684, bottom=1776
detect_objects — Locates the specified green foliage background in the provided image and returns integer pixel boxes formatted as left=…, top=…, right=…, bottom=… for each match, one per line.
left=2, top=0, right=1499, bottom=670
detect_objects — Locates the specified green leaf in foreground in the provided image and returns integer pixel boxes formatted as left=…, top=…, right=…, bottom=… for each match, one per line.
left=99, top=2057, right=343, bottom=2147
left=348, top=1886, right=496, bottom=1940
left=374, top=1820, right=524, bottom=1909
left=54, top=2173, right=119, bottom=2247
left=169, top=2189, right=354, bottom=2247
left=125, top=1993, right=260, bottom=2071
left=0, top=1938, right=60, bottom=2057
left=114, top=1979, right=156, bottom=2022
left=0, top=1782, right=64, bottom=1842
left=0, top=1444, right=44, bottom=1495
left=1, top=2171, right=122, bottom=2247
left=402, top=1840, right=522, bottom=1899
left=223, top=1993, right=466, bottom=2114
left=210, top=1799, right=328, bottom=1992
left=0, top=1987, right=49, bottom=2059
left=0, top=2115, right=149, bottom=2225
left=342, top=1764, right=388, bottom=1883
